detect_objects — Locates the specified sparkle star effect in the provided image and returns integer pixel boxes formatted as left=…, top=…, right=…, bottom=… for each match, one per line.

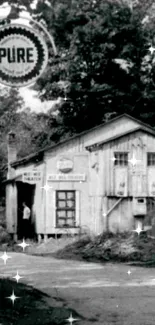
left=132, top=224, right=143, bottom=235
left=7, top=290, right=19, bottom=305
left=102, top=212, right=107, bottom=217
left=13, top=271, right=23, bottom=283
left=128, top=154, right=141, bottom=166
left=41, top=183, right=53, bottom=192
left=148, top=45, right=155, bottom=55
left=0, top=252, right=11, bottom=265
left=127, top=270, right=131, bottom=275
left=17, top=239, right=30, bottom=251
left=111, top=156, right=116, bottom=162
left=66, top=313, right=79, bottom=325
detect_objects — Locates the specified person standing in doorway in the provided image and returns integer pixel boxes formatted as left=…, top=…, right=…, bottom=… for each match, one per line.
left=22, top=202, right=31, bottom=239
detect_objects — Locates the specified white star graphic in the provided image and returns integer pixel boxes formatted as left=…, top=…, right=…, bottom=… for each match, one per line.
left=148, top=45, right=155, bottom=55
left=128, top=154, right=140, bottom=166
left=7, top=290, right=19, bottom=305
left=127, top=270, right=131, bottom=275
left=132, top=224, right=143, bottom=235
left=102, top=212, right=107, bottom=217
left=13, top=271, right=23, bottom=283
left=66, top=313, right=79, bottom=325
left=41, top=183, right=53, bottom=192
left=0, top=252, right=11, bottom=265
left=17, top=239, right=30, bottom=251
left=111, top=156, right=116, bottom=162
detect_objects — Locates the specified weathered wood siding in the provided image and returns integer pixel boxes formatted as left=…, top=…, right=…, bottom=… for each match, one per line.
left=106, top=197, right=133, bottom=233
left=89, top=131, right=155, bottom=197
left=45, top=153, right=90, bottom=234
left=88, top=130, right=155, bottom=233
left=7, top=116, right=155, bottom=236
left=6, top=183, right=17, bottom=233
left=45, top=115, right=140, bottom=158
left=81, top=115, right=140, bottom=148
left=13, top=162, right=45, bottom=234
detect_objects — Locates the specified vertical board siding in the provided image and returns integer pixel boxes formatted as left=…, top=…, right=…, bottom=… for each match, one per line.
left=46, top=187, right=56, bottom=233
left=115, top=167, right=128, bottom=196
left=100, top=132, right=155, bottom=197
left=8, top=120, right=155, bottom=236
left=148, top=168, right=155, bottom=196
left=45, top=116, right=140, bottom=159
left=34, top=184, right=44, bottom=233
left=107, top=197, right=133, bottom=233
left=45, top=153, right=89, bottom=233
left=75, top=191, right=80, bottom=227
left=6, top=184, right=17, bottom=233
left=45, top=189, right=56, bottom=233
left=12, top=184, right=17, bottom=233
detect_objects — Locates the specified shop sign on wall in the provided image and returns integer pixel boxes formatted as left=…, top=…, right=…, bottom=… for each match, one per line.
left=57, top=158, right=73, bottom=173
left=0, top=24, right=48, bottom=87
left=48, top=174, right=86, bottom=181
left=23, top=171, right=42, bottom=183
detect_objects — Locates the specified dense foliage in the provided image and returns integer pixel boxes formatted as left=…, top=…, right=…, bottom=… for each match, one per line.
left=1, top=0, right=155, bottom=191
left=32, top=0, right=155, bottom=130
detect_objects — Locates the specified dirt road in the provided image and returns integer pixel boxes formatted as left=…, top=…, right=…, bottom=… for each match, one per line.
left=1, top=252, right=155, bottom=325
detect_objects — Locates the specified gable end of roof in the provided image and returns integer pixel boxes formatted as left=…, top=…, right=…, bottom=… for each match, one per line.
left=10, top=114, right=155, bottom=167
left=86, top=126, right=155, bottom=151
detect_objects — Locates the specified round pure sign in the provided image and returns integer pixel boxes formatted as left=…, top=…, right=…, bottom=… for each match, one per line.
left=57, top=158, right=73, bottom=173
left=0, top=24, right=48, bottom=87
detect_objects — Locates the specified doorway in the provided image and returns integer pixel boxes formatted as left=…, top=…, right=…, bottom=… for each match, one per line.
left=16, top=181, right=36, bottom=239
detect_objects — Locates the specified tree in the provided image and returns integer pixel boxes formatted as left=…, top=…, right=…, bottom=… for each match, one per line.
left=1, top=0, right=155, bottom=132
left=0, top=87, right=23, bottom=195
left=0, top=88, right=52, bottom=190
left=34, top=1, right=154, bottom=132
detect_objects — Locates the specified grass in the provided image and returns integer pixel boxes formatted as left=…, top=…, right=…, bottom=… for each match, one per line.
left=48, top=231, right=155, bottom=267
left=0, top=278, right=83, bottom=325
left=2, top=228, right=155, bottom=267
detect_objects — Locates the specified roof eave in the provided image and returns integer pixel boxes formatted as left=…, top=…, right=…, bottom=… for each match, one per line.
left=10, top=113, right=155, bottom=167
left=86, top=126, right=155, bottom=151
left=11, top=151, right=44, bottom=168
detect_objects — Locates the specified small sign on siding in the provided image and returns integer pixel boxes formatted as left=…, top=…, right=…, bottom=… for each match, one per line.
left=57, top=158, right=73, bottom=173
left=22, top=171, right=42, bottom=183
left=47, top=174, right=86, bottom=182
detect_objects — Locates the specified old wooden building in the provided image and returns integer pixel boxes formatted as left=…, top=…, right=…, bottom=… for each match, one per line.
left=5, top=114, right=155, bottom=241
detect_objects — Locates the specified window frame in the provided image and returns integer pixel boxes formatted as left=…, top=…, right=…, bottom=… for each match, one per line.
left=114, top=151, right=129, bottom=166
left=56, top=190, right=76, bottom=228
left=147, top=152, right=155, bottom=166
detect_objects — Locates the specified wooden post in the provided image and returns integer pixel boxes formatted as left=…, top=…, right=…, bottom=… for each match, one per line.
left=13, top=234, right=17, bottom=242
left=37, top=234, right=42, bottom=243
left=44, top=234, right=48, bottom=242
left=102, top=196, right=108, bottom=232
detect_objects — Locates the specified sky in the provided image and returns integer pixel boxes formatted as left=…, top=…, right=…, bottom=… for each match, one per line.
left=0, top=1, right=57, bottom=113
left=19, top=88, right=59, bottom=113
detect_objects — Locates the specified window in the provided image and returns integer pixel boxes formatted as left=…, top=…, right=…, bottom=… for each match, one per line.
left=114, top=152, right=128, bottom=166
left=56, top=191, right=76, bottom=227
left=147, top=153, right=155, bottom=166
